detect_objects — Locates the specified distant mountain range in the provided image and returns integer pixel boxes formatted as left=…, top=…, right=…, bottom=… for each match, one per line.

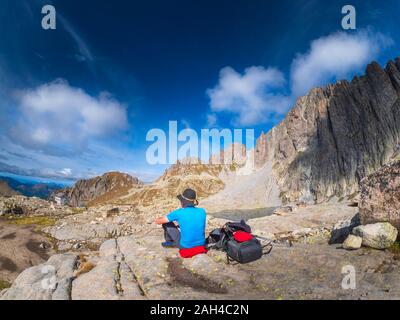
left=0, top=175, right=66, bottom=199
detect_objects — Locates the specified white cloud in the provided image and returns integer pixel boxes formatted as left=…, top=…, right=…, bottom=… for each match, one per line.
left=291, top=30, right=393, bottom=96
left=207, top=30, right=393, bottom=126
left=60, top=168, right=72, bottom=176
left=10, top=79, right=128, bottom=155
left=207, top=66, right=291, bottom=126
left=0, top=161, right=88, bottom=181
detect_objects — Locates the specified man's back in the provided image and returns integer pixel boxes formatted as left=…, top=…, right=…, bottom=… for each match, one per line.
left=167, top=207, right=206, bottom=249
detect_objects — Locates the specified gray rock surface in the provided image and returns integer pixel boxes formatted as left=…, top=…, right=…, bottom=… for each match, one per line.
left=48, top=222, right=124, bottom=242
left=3, top=234, right=400, bottom=300
left=342, top=235, right=362, bottom=250
left=359, top=160, right=400, bottom=231
left=353, top=223, right=398, bottom=249
left=1, top=254, right=78, bottom=300
left=72, top=238, right=144, bottom=300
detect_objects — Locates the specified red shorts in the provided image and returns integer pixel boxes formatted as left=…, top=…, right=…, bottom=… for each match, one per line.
left=179, top=246, right=207, bottom=258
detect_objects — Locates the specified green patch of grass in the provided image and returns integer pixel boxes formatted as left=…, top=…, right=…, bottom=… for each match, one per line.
left=5, top=216, right=57, bottom=227
left=0, top=279, right=11, bottom=291
left=69, top=207, right=86, bottom=215
left=389, top=241, right=400, bottom=255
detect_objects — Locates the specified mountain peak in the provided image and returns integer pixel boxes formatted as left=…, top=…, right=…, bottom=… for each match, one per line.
left=59, top=172, right=143, bottom=207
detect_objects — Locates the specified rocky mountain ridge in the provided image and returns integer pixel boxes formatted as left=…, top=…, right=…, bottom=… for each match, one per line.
left=57, top=172, right=143, bottom=207
left=254, top=59, right=400, bottom=204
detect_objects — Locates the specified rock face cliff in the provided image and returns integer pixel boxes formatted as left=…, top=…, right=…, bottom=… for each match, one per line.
left=210, top=143, right=247, bottom=166
left=62, top=172, right=143, bottom=207
left=255, top=58, right=400, bottom=204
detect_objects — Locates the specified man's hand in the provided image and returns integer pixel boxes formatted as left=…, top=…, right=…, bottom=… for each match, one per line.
left=155, top=216, right=169, bottom=225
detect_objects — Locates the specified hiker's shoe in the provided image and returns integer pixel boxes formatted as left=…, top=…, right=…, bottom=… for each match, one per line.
left=162, top=241, right=176, bottom=248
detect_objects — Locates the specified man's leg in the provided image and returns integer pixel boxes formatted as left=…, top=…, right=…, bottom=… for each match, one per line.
left=162, top=222, right=180, bottom=247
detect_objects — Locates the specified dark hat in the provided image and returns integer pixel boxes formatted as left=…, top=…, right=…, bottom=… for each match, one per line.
left=177, top=188, right=199, bottom=206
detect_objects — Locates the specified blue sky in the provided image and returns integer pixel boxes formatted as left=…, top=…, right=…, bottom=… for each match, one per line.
left=0, top=0, right=399, bottom=183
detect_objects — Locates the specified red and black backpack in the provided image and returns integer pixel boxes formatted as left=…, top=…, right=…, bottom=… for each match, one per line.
left=207, top=220, right=273, bottom=264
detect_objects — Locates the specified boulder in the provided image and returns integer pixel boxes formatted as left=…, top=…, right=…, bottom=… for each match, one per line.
left=273, top=206, right=295, bottom=216
left=359, top=160, right=400, bottom=231
left=342, top=235, right=362, bottom=250
left=0, top=196, right=62, bottom=217
left=103, top=207, right=120, bottom=219
left=353, top=223, right=398, bottom=250
left=0, top=198, right=24, bottom=216
left=0, top=254, right=78, bottom=300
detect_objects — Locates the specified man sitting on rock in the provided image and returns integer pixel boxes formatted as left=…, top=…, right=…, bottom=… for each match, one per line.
left=155, top=188, right=207, bottom=258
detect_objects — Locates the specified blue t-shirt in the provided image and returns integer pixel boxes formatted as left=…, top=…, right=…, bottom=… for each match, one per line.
left=167, top=207, right=206, bottom=249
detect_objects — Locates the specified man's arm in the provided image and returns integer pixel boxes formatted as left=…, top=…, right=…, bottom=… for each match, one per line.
left=155, top=216, right=169, bottom=225
left=156, top=208, right=180, bottom=225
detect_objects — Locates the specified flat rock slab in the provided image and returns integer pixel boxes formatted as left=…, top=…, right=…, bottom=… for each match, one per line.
left=71, top=235, right=400, bottom=300
left=248, top=203, right=358, bottom=238
left=0, top=220, right=54, bottom=283
left=1, top=254, right=78, bottom=300
left=47, top=223, right=123, bottom=242
left=72, top=238, right=144, bottom=300
left=3, top=233, right=400, bottom=300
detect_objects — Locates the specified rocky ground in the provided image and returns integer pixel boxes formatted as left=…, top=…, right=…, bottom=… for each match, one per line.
left=1, top=233, right=399, bottom=300
left=1, top=194, right=400, bottom=300
left=1, top=56, right=399, bottom=300
left=0, top=220, right=54, bottom=286
left=0, top=196, right=82, bottom=288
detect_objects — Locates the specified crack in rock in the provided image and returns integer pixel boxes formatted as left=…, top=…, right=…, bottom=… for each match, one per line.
left=115, top=238, right=147, bottom=298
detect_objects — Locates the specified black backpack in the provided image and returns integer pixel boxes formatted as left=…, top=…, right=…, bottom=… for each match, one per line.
left=207, top=220, right=272, bottom=264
